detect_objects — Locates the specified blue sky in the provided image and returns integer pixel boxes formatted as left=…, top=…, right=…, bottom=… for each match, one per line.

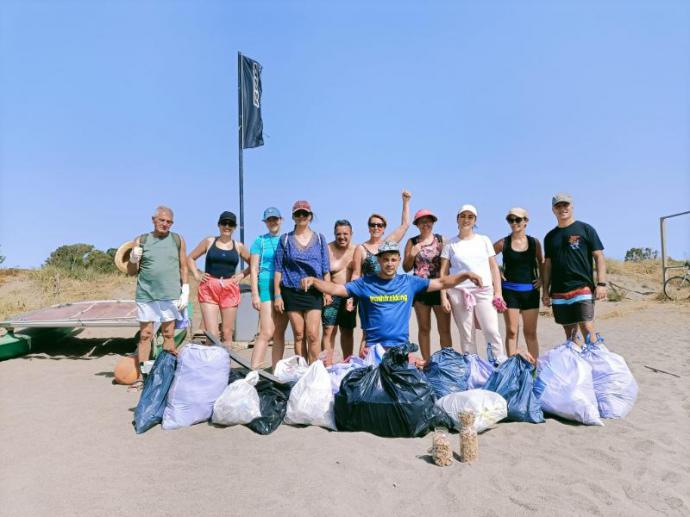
left=1, top=0, right=688, bottom=268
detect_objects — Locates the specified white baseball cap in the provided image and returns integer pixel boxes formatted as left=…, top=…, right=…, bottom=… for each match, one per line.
left=457, top=204, right=478, bottom=217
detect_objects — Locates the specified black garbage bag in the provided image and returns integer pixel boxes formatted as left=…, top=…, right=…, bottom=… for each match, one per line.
left=424, top=347, right=469, bottom=398
left=335, top=344, right=443, bottom=437
left=484, top=355, right=544, bottom=423
left=133, top=351, right=177, bottom=434
left=246, top=378, right=291, bottom=435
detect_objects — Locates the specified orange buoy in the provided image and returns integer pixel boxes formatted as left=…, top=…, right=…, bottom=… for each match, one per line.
left=113, top=355, right=139, bottom=385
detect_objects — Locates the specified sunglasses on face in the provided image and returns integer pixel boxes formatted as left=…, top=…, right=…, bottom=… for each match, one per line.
left=368, top=222, right=385, bottom=228
left=293, top=210, right=311, bottom=218
left=219, top=220, right=235, bottom=227
left=506, top=217, right=525, bottom=224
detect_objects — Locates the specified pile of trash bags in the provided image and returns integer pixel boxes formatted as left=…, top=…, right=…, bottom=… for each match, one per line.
left=132, top=335, right=637, bottom=436
left=536, top=336, right=638, bottom=425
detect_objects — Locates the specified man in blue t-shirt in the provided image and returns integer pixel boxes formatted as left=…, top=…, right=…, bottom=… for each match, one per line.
left=301, top=241, right=482, bottom=357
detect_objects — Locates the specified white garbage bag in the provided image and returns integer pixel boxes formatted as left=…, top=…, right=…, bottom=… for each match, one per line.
left=436, top=389, right=508, bottom=433
left=284, top=360, right=336, bottom=430
left=162, top=344, right=230, bottom=430
left=582, top=338, right=638, bottom=419
left=536, top=343, right=603, bottom=426
left=212, top=370, right=261, bottom=426
left=274, top=355, right=309, bottom=384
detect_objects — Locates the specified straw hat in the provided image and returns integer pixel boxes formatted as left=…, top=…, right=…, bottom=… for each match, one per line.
left=114, top=240, right=136, bottom=274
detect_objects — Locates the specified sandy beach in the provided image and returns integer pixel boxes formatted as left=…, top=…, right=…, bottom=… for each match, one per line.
left=1, top=300, right=689, bottom=517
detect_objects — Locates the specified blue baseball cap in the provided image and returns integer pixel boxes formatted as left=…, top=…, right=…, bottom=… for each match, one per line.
left=262, top=207, right=282, bottom=221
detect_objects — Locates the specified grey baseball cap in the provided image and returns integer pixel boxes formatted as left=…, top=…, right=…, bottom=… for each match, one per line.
left=552, top=193, right=573, bottom=206
left=376, top=241, right=400, bottom=256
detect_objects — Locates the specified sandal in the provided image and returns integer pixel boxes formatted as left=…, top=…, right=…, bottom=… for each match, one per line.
left=127, top=378, right=144, bottom=392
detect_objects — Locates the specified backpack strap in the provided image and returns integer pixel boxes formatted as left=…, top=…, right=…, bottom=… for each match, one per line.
left=171, top=232, right=181, bottom=252
left=140, top=232, right=181, bottom=256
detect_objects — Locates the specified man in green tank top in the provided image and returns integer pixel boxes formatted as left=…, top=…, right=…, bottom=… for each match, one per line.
left=127, top=206, right=189, bottom=389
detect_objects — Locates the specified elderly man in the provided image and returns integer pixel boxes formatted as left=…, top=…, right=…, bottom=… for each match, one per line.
left=302, top=241, right=482, bottom=361
left=321, top=219, right=358, bottom=362
left=127, top=206, right=188, bottom=389
left=542, top=193, right=607, bottom=344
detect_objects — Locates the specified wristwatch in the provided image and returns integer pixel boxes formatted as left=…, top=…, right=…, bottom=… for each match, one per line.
left=597, top=282, right=607, bottom=287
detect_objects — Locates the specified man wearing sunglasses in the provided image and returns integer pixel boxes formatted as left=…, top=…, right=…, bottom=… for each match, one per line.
left=127, top=206, right=189, bottom=390
left=542, top=193, right=607, bottom=344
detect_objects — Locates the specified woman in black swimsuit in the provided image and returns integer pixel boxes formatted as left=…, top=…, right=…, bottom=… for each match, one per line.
left=187, top=211, right=250, bottom=350
left=493, top=207, right=545, bottom=360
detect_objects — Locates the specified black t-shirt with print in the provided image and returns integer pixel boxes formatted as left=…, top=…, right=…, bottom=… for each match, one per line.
left=544, top=220, right=604, bottom=294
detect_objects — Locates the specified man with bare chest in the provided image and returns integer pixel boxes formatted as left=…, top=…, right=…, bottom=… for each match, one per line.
left=322, top=219, right=357, bottom=361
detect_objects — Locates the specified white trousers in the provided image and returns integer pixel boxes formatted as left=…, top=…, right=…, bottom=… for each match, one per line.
left=447, top=286, right=506, bottom=362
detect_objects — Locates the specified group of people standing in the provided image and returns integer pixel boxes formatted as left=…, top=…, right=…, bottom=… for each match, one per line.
left=126, top=191, right=607, bottom=389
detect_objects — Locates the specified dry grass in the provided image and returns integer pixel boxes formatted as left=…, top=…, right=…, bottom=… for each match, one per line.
left=0, top=268, right=134, bottom=321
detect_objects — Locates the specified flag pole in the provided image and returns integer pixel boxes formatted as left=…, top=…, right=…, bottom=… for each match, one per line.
left=237, top=51, right=245, bottom=267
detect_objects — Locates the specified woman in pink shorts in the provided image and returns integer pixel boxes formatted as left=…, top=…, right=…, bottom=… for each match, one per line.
left=187, top=211, right=250, bottom=350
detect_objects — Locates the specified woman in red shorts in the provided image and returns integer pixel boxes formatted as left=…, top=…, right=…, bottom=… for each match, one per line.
left=187, top=211, right=250, bottom=350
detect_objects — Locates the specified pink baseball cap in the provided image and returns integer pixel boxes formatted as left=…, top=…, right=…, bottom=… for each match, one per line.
left=413, top=209, right=438, bottom=225
left=292, top=200, right=313, bottom=214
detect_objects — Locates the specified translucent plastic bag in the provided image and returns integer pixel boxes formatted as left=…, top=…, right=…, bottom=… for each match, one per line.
left=465, top=353, right=494, bottom=389
left=162, top=344, right=230, bottom=430
left=363, top=344, right=387, bottom=366
left=536, top=343, right=603, bottom=426
left=484, top=355, right=544, bottom=423
left=327, top=360, right=364, bottom=394
left=582, top=338, right=638, bottom=419
left=274, top=355, right=309, bottom=384
left=133, top=351, right=176, bottom=434
left=424, top=347, right=469, bottom=398
left=212, top=370, right=261, bottom=426
left=436, top=389, right=508, bottom=433
left=285, top=360, right=336, bottom=430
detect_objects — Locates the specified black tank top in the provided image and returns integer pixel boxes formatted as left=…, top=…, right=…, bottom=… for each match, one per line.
left=502, top=235, right=537, bottom=283
left=204, top=238, right=239, bottom=278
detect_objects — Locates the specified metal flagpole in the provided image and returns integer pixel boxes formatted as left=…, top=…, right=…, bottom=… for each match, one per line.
left=237, top=52, right=245, bottom=267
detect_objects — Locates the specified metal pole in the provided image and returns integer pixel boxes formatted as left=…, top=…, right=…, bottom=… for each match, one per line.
left=659, top=216, right=666, bottom=287
left=237, top=52, right=245, bottom=267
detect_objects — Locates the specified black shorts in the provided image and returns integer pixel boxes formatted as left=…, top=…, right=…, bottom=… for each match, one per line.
left=322, top=295, right=357, bottom=329
left=281, top=285, right=323, bottom=312
left=552, top=300, right=595, bottom=325
left=413, top=290, right=441, bottom=306
left=503, top=288, right=540, bottom=311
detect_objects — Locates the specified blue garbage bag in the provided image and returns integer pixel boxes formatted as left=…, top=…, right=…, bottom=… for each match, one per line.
left=582, top=337, right=638, bottom=419
left=335, top=344, right=449, bottom=437
left=133, top=351, right=177, bottom=434
left=484, top=355, right=544, bottom=423
left=424, top=347, right=469, bottom=398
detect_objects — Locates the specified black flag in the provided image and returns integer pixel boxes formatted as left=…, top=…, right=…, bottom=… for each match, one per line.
left=239, top=54, right=264, bottom=149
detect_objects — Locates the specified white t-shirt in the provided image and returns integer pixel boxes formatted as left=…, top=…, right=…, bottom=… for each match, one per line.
left=441, top=234, right=495, bottom=288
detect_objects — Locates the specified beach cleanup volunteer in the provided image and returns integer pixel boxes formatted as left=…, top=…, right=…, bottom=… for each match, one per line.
left=542, top=193, right=607, bottom=343
left=127, top=205, right=189, bottom=390
left=301, top=241, right=483, bottom=361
